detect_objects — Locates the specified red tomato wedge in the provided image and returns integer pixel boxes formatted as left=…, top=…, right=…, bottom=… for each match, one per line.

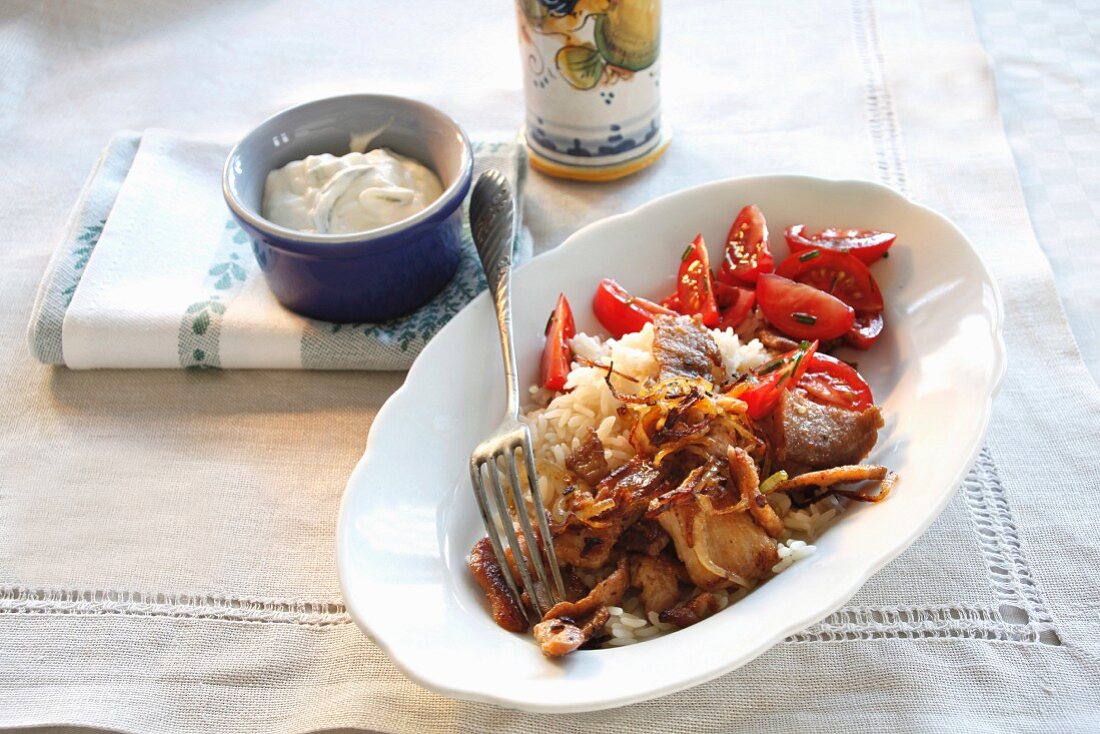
left=756, top=273, right=855, bottom=341
left=540, top=293, right=575, bottom=391
left=785, top=225, right=896, bottom=265
left=716, top=285, right=755, bottom=331
left=714, top=282, right=740, bottom=309
left=739, top=340, right=819, bottom=419
left=718, top=205, right=773, bottom=286
left=775, top=248, right=884, bottom=314
left=592, top=278, right=676, bottom=339
left=845, top=311, right=885, bottom=350
left=798, top=352, right=874, bottom=411
left=676, top=234, right=720, bottom=326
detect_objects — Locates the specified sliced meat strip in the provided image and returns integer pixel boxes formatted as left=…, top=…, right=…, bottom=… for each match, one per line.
left=646, top=459, right=722, bottom=518
left=659, top=591, right=723, bottom=628
left=629, top=553, right=684, bottom=615
left=656, top=500, right=778, bottom=591
left=533, top=559, right=629, bottom=657
left=619, top=520, right=671, bottom=557
left=554, top=457, right=668, bottom=569
left=652, top=314, right=727, bottom=383
left=727, top=446, right=785, bottom=538
left=541, top=558, right=629, bottom=621
left=774, top=464, right=897, bottom=503
left=468, top=537, right=527, bottom=633
left=772, top=389, right=883, bottom=471
left=595, top=455, right=668, bottom=512
left=565, top=428, right=610, bottom=486
left=560, top=567, right=592, bottom=603
left=532, top=608, right=610, bottom=657
left=552, top=522, right=620, bottom=570
left=756, top=328, right=801, bottom=354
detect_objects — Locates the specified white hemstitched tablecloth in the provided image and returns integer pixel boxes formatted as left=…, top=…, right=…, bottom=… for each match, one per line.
left=1, top=1, right=1098, bottom=732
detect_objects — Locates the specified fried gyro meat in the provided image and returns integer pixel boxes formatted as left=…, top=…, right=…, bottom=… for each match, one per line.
left=555, top=457, right=668, bottom=569
left=533, top=559, right=629, bottom=657
left=649, top=459, right=779, bottom=591
left=657, top=505, right=777, bottom=591
left=728, top=446, right=785, bottom=538
left=619, top=520, right=671, bottom=557
left=468, top=537, right=527, bottom=633
left=652, top=314, right=727, bottom=383
left=553, top=523, right=620, bottom=570
left=533, top=608, right=611, bottom=657
left=659, top=591, right=724, bottom=628
left=772, top=389, right=883, bottom=471
left=773, top=464, right=898, bottom=503
left=565, top=427, right=610, bottom=487
left=629, top=553, right=684, bottom=615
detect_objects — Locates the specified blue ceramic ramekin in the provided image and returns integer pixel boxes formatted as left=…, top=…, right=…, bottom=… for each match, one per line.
left=222, top=95, right=473, bottom=323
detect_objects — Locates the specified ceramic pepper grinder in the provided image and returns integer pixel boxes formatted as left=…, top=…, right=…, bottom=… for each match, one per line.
left=515, top=0, right=669, bottom=182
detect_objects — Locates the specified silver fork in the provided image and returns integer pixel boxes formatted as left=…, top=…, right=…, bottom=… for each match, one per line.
left=468, top=169, right=565, bottom=622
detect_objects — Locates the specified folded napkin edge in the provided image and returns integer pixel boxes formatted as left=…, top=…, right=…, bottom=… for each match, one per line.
left=27, top=132, right=144, bottom=365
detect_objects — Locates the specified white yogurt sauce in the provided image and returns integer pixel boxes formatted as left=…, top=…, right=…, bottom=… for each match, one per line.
left=262, top=148, right=443, bottom=235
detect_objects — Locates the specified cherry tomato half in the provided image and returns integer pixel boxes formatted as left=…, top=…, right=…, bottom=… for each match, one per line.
left=739, top=340, right=819, bottom=419
left=676, top=234, right=720, bottom=326
left=718, top=205, right=773, bottom=286
left=716, top=285, right=756, bottom=331
left=593, top=278, right=676, bottom=339
left=775, top=248, right=884, bottom=314
left=541, top=293, right=576, bottom=392
left=797, top=352, right=874, bottom=411
left=756, top=273, right=855, bottom=341
left=785, top=225, right=896, bottom=266
left=845, top=311, right=884, bottom=350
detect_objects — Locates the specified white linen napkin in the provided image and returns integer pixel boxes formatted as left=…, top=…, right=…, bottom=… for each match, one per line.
left=27, top=130, right=531, bottom=370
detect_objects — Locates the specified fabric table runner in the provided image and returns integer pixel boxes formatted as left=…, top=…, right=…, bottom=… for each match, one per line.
left=1, top=0, right=1097, bottom=731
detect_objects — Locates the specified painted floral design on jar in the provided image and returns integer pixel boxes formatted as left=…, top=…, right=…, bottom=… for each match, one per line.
left=516, top=0, right=669, bottom=181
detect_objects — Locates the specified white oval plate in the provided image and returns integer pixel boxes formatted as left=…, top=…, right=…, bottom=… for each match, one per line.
left=336, top=175, right=1005, bottom=713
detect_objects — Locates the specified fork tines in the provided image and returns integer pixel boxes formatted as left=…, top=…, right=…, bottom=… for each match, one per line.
left=470, top=427, right=565, bottom=622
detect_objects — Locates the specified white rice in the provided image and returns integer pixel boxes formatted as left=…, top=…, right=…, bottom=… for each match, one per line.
left=521, top=324, right=846, bottom=646
left=525, top=324, right=771, bottom=521
left=600, top=585, right=753, bottom=646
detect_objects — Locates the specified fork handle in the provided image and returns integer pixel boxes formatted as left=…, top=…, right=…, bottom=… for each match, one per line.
left=472, top=172, right=521, bottom=419
left=488, top=257, right=521, bottom=420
